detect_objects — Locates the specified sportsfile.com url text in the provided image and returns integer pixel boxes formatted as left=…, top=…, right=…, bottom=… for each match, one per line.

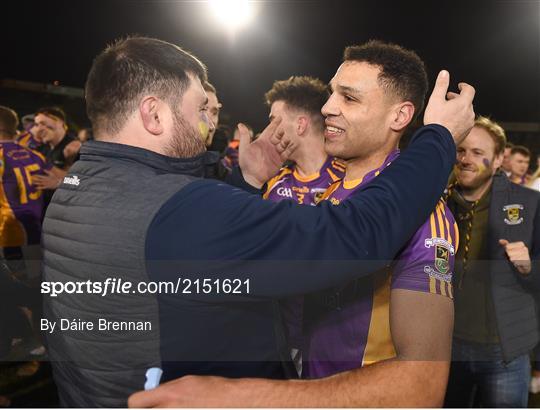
left=41, top=277, right=251, bottom=297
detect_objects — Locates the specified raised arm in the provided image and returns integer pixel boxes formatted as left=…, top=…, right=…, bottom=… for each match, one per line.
left=146, top=72, right=475, bottom=297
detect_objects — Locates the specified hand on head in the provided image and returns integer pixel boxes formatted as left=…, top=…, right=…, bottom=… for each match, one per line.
left=238, top=117, right=297, bottom=188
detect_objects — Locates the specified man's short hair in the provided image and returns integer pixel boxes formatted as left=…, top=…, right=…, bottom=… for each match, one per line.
left=264, top=76, right=328, bottom=129
left=203, top=81, right=217, bottom=95
left=505, top=142, right=514, bottom=150
left=511, top=145, right=531, bottom=158
left=85, top=36, right=208, bottom=135
left=0, top=106, right=19, bottom=137
left=343, top=40, right=428, bottom=121
left=474, top=116, right=507, bottom=156
left=36, top=106, right=66, bottom=123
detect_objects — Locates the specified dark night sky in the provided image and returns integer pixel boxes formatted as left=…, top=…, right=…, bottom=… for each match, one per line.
left=2, top=0, right=539, bottom=131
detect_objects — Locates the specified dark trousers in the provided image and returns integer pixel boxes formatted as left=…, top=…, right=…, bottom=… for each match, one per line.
left=445, top=338, right=530, bottom=408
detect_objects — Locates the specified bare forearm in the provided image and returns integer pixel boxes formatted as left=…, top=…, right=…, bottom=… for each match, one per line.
left=236, top=360, right=449, bottom=408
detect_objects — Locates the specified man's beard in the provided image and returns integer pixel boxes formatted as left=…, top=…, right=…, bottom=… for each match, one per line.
left=456, top=166, right=493, bottom=193
left=164, top=111, right=206, bottom=158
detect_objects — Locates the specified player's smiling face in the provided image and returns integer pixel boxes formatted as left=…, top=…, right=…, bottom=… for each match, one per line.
left=455, top=126, right=502, bottom=190
left=321, top=61, right=396, bottom=161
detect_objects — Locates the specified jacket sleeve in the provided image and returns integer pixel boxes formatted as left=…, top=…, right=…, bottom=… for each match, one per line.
left=146, top=124, right=456, bottom=298
left=223, top=166, right=263, bottom=195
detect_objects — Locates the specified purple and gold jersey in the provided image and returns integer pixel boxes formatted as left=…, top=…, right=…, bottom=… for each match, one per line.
left=263, top=156, right=346, bottom=206
left=303, top=150, right=458, bottom=378
left=17, top=131, right=42, bottom=151
left=264, top=156, right=345, bottom=353
left=0, top=142, right=51, bottom=247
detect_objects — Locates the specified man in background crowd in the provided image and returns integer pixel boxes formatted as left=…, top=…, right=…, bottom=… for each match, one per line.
left=508, top=145, right=530, bottom=185
left=30, top=107, right=81, bottom=199
left=0, top=106, right=51, bottom=271
left=444, top=116, right=540, bottom=407
left=77, top=128, right=93, bottom=143
left=501, top=142, right=514, bottom=177
left=222, top=123, right=252, bottom=170
left=17, top=114, right=42, bottom=151
left=0, top=106, right=50, bottom=365
left=202, top=81, right=222, bottom=148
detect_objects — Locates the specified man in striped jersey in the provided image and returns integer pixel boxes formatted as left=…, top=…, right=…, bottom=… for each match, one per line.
left=260, top=76, right=346, bottom=373
left=0, top=106, right=51, bottom=256
left=263, top=76, right=346, bottom=206
left=296, top=41, right=456, bottom=395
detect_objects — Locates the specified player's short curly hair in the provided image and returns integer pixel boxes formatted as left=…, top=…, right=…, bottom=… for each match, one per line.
left=344, top=40, right=428, bottom=121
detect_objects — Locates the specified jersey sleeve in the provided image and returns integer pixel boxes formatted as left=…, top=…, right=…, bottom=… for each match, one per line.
left=391, top=201, right=457, bottom=299
left=262, top=167, right=291, bottom=200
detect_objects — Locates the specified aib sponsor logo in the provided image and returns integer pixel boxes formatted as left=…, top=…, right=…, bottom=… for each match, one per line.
left=277, top=187, right=293, bottom=198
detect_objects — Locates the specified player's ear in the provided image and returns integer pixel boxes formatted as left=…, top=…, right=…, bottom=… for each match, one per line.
left=139, top=96, right=165, bottom=136
left=390, top=101, right=415, bottom=132
left=297, top=116, right=308, bottom=136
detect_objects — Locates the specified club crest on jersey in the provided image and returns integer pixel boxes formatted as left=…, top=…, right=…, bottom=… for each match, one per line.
left=312, top=189, right=327, bottom=205
left=435, top=245, right=450, bottom=274
left=424, top=238, right=454, bottom=277
left=503, top=204, right=523, bottom=225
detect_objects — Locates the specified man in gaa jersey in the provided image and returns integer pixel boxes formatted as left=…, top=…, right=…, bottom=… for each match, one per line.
left=0, top=106, right=51, bottom=259
left=263, top=76, right=346, bottom=206
left=261, top=76, right=346, bottom=375
left=302, top=42, right=457, bottom=380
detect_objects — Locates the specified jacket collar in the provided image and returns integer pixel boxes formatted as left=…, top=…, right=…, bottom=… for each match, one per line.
left=80, top=141, right=219, bottom=177
left=492, top=170, right=511, bottom=192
